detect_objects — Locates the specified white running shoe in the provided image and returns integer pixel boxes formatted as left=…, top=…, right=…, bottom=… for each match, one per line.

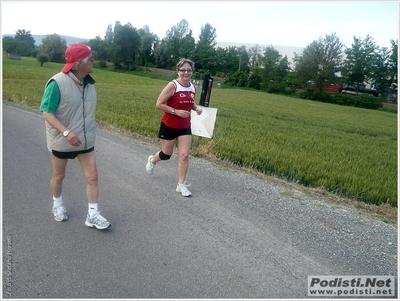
left=52, top=204, right=68, bottom=221
left=146, top=155, right=156, bottom=174
left=176, top=182, right=192, bottom=197
left=85, top=211, right=111, bottom=229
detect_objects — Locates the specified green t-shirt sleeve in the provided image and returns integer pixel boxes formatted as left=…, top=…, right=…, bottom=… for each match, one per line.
left=39, top=80, right=61, bottom=114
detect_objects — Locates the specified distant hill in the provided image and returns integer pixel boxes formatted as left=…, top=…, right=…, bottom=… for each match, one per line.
left=2, top=34, right=88, bottom=46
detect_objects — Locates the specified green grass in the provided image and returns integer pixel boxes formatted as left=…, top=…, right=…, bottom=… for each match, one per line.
left=2, top=56, right=398, bottom=207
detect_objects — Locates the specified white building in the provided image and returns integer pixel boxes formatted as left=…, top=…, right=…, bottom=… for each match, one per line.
left=216, top=42, right=305, bottom=65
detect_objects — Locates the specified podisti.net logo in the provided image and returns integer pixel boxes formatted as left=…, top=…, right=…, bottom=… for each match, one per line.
left=308, top=276, right=395, bottom=297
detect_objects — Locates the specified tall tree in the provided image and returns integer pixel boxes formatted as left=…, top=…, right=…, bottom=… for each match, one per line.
left=237, top=45, right=249, bottom=72
left=137, top=25, right=158, bottom=66
left=341, top=35, right=378, bottom=91
left=259, top=46, right=282, bottom=76
left=153, top=40, right=171, bottom=69
left=179, top=33, right=195, bottom=62
left=198, top=23, right=217, bottom=47
left=387, top=39, right=398, bottom=93
left=193, top=23, right=217, bottom=72
left=157, top=19, right=195, bottom=68
left=371, top=46, right=392, bottom=96
left=2, top=36, right=18, bottom=54
left=88, top=35, right=107, bottom=61
left=294, top=32, right=343, bottom=95
left=2, top=30, right=36, bottom=56
left=103, top=24, right=114, bottom=60
left=39, top=34, right=67, bottom=63
left=248, top=44, right=262, bottom=67
left=14, top=29, right=36, bottom=56
left=219, top=46, right=250, bottom=86
left=250, top=46, right=290, bottom=92
left=111, top=22, right=140, bottom=70
left=214, top=47, right=230, bottom=76
left=370, top=39, right=398, bottom=97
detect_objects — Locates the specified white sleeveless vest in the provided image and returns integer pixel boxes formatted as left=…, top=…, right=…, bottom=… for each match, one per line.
left=45, top=72, right=97, bottom=152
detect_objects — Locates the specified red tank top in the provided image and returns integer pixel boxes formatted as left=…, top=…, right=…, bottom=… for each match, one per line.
left=161, top=80, right=196, bottom=129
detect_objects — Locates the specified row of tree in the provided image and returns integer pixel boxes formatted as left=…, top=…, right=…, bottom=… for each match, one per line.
left=3, top=20, right=398, bottom=101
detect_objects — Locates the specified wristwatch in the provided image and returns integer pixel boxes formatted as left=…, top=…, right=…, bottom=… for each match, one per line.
left=171, top=109, right=175, bottom=115
left=63, top=129, right=70, bottom=137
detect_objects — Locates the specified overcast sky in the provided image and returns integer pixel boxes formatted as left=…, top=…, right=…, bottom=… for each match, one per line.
left=1, top=1, right=398, bottom=49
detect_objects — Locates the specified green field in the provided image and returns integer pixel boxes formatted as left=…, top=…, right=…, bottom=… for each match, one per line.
left=2, top=56, right=398, bottom=209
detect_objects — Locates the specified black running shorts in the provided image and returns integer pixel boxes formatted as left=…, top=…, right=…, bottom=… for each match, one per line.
left=52, top=147, right=95, bottom=159
left=158, top=122, right=191, bottom=140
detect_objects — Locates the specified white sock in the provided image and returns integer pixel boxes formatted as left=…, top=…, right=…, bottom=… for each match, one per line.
left=88, top=203, right=98, bottom=217
left=53, top=195, right=63, bottom=207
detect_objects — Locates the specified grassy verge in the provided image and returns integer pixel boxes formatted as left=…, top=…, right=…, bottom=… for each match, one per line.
left=2, top=56, right=397, bottom=220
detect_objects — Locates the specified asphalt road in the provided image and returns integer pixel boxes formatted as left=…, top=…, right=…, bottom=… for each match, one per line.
left=2, top=103, right=397, bottom=299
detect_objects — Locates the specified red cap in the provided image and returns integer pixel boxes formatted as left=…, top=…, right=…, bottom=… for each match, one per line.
left=62, top=44, right=92, bottom=72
